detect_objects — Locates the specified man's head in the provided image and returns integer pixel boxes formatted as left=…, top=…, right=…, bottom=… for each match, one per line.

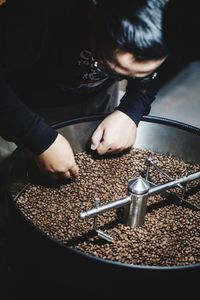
left=90, top=0, right=168, bottom=80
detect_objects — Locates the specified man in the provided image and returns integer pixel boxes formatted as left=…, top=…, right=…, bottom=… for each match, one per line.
left=0, top=0, right=168, bottom=180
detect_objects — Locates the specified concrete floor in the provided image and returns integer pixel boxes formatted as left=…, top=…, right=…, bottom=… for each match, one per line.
left=150, top=60, right=200, bottom=128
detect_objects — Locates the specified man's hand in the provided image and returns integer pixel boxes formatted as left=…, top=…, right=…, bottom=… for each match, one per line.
left=90, top=110, right=137, bottom=155
left=35, top=133, right=79, bottom=180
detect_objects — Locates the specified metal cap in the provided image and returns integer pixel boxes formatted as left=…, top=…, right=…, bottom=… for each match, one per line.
left=128, top=176, right=150, bottom=195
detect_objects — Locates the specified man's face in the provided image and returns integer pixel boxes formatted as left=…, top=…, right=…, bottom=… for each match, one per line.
left=97, top=50, right=167, bottom=81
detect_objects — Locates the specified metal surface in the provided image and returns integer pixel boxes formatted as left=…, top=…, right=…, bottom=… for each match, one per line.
left=80, top=165, right=200, bottom=230
left=92, top=196, right=113, bottom=243
left=145, top=156, right=184, bottom=190
left=79, top=196, right=131, bottom=219
left=128, top=177, right=150, bottom=194
left=135, top=117, right=200, bottom=164
left=9, top=115, right=200, bottom=200
left=54, top=115, right=200, bottom=163
left=125, top=177, right=150, bottom=226
left=7, top=115, right=200, bottom=274
left=123, top=193, right=149, bottom=227
left=80, top=177, right=151, bottom=228
left=148, top=171, right=200, bottom=196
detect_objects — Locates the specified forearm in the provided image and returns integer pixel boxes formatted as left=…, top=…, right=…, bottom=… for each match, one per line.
left=0, top=79, right=58, bottom=155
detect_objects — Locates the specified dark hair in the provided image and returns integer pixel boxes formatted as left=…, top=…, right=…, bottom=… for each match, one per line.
left=90, top=0, right=168, bottom=62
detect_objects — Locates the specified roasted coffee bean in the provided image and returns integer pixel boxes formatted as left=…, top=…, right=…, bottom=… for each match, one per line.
left=16, top=148, right=200, bottom=267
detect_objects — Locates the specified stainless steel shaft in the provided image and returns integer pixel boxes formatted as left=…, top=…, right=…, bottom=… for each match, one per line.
left=79, top=196, right=131, bottom=219
left=123, top=194, right=148, bottom=227
left=79, top=171, right=200, bottom=228
left=148, top=171, right=200, bottom=196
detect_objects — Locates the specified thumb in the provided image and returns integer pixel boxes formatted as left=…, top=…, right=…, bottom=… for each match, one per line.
left=90, top=126, right=104, bottom=150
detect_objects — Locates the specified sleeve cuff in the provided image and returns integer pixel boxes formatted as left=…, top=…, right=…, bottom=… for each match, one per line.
left=115, top=80, right=157, bottom=126
left=21, top=120, right=58, bottom=155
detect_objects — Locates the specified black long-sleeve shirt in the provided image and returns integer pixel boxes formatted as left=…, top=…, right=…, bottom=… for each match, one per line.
left=0, top=0, right=175, bottom=155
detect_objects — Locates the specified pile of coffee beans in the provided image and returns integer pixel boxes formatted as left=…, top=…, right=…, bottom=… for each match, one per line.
left=16, top=148, right=200, bottom=266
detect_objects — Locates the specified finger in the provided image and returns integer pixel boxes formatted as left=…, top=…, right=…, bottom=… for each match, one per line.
left=96, top=140, right=110, bottom=155
left=91, top=126, right=103, bottom=150
left=107, top=147, right=114, bottom=153
left=112, top=144, right=133, bottom=154
left=61, top=171, right=72, bottom=180
left=69, top=164, right=79, bottom=179
left=111, top=148, right=124, bottom=154
left=106, top=146, right=122, bottom=154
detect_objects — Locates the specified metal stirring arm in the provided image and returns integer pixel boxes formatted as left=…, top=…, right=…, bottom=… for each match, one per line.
left=148, top=171, right=200, bottom=196
left=80, top=196, right=131, bottom=243
left=80, top=196, right=131, bottom=219
left=80, top=171, right=200, bottom=229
